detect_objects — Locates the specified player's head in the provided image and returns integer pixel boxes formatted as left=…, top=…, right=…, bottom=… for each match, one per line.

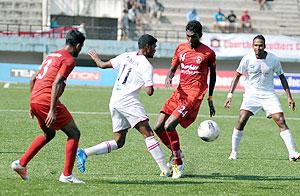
left=65, top=30, right=86, bottom=57
left=138, top=34, right=157, bottom=58
left=186, top=20, right=202, bottom=48
left=252, top=35, right=266, bottom=58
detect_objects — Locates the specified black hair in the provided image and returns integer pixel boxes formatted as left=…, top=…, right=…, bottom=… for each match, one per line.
left=253, top=34, right=265, bottom=45
left=65, top=30, right=85, bottom=46
left=186, top=20, right=203, bottom=37
left=138, top=34, right=157, bottom=49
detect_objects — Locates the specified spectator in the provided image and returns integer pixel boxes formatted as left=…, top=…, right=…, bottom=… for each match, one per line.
left=121, top=9, right=129, bottom=40
left=213, top=8, right=226, bottom=33
left=128, top=4, right=137, bottom=39
left=186, top=8, right=199, bottom=22
left=241, top=9, right=252, bottom=33
left=50, top=17, right=59, bottom=29
left=257, top=0, right=266, bottom=10
left=150, top=0, right=165, bottom=24
left=227, top=10, right=238, bottom=33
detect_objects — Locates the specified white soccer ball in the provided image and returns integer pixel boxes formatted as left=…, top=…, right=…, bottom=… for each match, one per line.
left=197, top=120, right=220, bottom=142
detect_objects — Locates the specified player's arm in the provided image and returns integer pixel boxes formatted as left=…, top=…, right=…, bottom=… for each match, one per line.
left=88, top=49, right=112, bottom=69
left=279, top=74, right=296, bottom=111
left=208, top=65, right=216, bottom=117
left=165, top=65, right=178, bottom=88
left=29, top=72, right=38, bottom=119
left=45, top=73, right=65, bottom=128
left=224, top=72, right=242, bottom=108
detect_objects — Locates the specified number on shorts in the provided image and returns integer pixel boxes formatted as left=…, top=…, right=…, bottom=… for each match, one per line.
left=178, top=106, right=188, bottom=117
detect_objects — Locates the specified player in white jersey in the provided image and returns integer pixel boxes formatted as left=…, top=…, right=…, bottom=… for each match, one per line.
left=76, top=34, right=171, bottom=177
left=224, top=35, right=298, bottom=161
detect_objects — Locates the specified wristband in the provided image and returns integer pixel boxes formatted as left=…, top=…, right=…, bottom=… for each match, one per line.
left=227, top=93, right=233, bottom=99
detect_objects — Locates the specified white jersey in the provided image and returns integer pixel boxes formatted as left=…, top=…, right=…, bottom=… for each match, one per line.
left=109, top=51, right=154, bottom=106
left=237, top=51, right=283, bottom=94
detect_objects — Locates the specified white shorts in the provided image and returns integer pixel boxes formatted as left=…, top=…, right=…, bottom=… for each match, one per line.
left=109, top=102, right=149, bottom=132
left=240, top=92, right=283, bottom=118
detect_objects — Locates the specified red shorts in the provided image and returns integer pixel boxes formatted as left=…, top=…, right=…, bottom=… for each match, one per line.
left=160, top=90, right=204, bottom=128
left=30, top=102, right=73, bottom=130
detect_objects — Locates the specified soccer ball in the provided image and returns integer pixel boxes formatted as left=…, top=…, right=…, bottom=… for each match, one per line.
left=197, top=120, right=220, bottom=142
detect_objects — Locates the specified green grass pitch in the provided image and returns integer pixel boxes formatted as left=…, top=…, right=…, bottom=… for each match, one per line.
left=0, top=83, right=300, bottom=195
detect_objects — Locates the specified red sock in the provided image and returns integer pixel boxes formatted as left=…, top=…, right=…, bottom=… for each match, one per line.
left=166, top=130, right=183, bottom=165
left=63, top=138, right=79, bottom=176
left=156, top=130, right=171, bottom=150
left=19, top=135, right=48, bottom=167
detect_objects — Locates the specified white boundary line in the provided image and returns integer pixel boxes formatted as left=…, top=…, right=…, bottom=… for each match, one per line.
left=0, top=109, right=299, bottom=121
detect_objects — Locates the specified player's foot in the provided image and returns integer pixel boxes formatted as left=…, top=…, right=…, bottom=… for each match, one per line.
left=11, top=160, right=29, bottom=180
left=160, top=169, right=172, bottom=177
left=228, top=152, right=238, bottom=160
left=167, top=150, right=184, bottom=168
left=59, top=173, right=85, bottom=184
left=76, top=148, right=87, bottom=173
left=171, top=164, right=184, bottom=179
left=289, top=152, right=300, bottom=161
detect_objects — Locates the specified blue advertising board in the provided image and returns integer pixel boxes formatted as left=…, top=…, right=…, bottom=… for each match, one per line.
left=0, top=63, right=118, bottom=86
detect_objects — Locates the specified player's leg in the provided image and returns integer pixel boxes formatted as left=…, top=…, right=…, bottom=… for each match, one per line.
left=229, top=110, right=252, bottom=160
left=135, top=120, right=170, bottom=177
left=12, top=103, right=56, bottom=180
left=272, top=112, right=300, bottom=161
left=59, top=119, right=84, bottom=183
left=154, top=112, right=172, bottom=150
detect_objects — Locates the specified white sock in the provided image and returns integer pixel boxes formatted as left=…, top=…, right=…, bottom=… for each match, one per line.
left=84, top=140, right=118, bottom=156
left=145, top=136, right=169, bottom=172
left=280, top=129, right=297, bottom=155
left=231, top=128, right=244, bottom=153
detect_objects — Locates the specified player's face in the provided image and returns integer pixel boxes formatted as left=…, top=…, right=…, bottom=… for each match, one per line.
left=72, top=43, right=84, bottom=57
left=186, top=30, right=200, bottom=48
left=146, top=43, right=156, bottom=58
left=253, top=39, right=265, bottom=58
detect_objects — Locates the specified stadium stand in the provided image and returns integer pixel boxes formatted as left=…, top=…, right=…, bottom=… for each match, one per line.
left=146, top=0, right=300, bottom=42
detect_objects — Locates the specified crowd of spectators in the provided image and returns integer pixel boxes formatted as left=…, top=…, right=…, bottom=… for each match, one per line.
left=212, top=8, right=252, bottom=33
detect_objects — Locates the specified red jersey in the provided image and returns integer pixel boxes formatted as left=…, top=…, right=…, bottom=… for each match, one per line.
left=30, top=49, right=76, bottom=105
left=171, top=42, right=216, bottom=99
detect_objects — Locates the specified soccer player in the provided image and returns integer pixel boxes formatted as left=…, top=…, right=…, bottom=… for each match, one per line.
left=153, top=20, right=217, bottom=178
left=76, top=34, right=171, bottom=177
left=224, top=35, right=298, bottom=161
left=11, top=30, right=86, bottom=183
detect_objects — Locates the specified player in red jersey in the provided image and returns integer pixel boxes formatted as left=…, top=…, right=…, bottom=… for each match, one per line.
left=154, top=20, right=216, bottom=178
left=11, top=30, right=86, bottom=183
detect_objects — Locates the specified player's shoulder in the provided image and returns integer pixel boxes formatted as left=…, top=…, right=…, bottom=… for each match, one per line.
left=200, top=43, right=215, bottom=54
left=266, top=52, right=279, bottom=60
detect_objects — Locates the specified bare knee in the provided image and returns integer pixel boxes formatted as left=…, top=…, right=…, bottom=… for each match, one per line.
left=116, top=139, right=125, bottom=148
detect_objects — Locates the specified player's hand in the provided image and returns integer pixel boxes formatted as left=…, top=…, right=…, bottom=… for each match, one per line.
left=45, top=110, right=56, bottom=128
left=165, top=77, right=172, bottom=88
left=29, top=109, right=34, bottom=119
left=288, top=97, right=296, bottom=111
left=224, top=98, right=232, bottom=109
left=208, top=99, right=216, bottom=117
left=88, top=49, right=100, bottom=62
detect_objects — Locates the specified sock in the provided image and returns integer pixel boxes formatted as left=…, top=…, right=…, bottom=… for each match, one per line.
left=63, top=138, right=79, bottom=176
left=145, top=136, right=169, bottom=172
left=166, top=130, right=183, bottom=165
left=155, top=130, right=171, bottom=150
left=19, top=135, right=48, bottom=167
left=231, top=128, right=244, bottom=153
left=84, top=140, right=118, bottom=156
left=280, top=129, right=297, bottom=155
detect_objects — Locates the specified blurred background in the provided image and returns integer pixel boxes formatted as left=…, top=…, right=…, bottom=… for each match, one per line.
left=0, top=0, right=299, bottom=92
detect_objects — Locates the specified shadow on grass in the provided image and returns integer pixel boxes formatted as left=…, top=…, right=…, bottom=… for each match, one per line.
left=185, top=173, right=300, bottom=181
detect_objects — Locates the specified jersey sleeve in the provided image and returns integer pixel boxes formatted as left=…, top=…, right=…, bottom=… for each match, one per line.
left=273, top=57, right=284, bottom=76
left=58, top=57, right=76, bottom=79
left=142, top=62, right=154, bottom=87
left=236, top=56, right=248, bottom=74
left=110, top=53, right=127, bottom=69
left=171, top=45, right=180, bottom=68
